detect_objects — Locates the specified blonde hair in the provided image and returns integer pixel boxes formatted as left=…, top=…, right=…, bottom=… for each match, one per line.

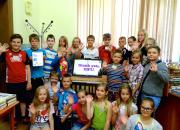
left=58, top=36, right=68, bottom=48
left=72, top=37, right=81, bottom=48
left=138, top=29, right=148, bottom=48
left=32, top=86, right=50, bottom=112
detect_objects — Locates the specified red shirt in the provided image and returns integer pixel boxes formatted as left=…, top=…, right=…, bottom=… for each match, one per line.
left=59, top=57, right=68, bottom=77
left=99, top=45, right=116, bottom=64
left=72, top=103, right=89, bottom=125
left=3, top=49, right=29, bottom=83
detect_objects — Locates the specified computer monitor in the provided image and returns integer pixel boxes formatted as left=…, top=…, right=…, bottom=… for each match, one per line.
left=73, top=59, right=102, bottom=77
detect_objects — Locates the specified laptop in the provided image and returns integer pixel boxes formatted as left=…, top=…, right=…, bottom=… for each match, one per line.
left=73, top=59, right=102, bottom=77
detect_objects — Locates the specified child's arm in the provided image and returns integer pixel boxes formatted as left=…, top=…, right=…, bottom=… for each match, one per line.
left=86, top=95, right=94, bottom=120
left=49, top=111, right=54, bottom=130
left=111, top=101, right=119, bottom=126
left=29, top=103, right=37, bottom=124
left=80, top=121, right=91, bottom=130
left=104, top=101, right=112, bottom=130
left=61, top=108, right=72, bottom=123
left=26, top=64, right=32, bottom=90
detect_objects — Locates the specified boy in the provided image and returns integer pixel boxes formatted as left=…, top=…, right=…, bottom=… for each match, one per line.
left=0, top=34, right=31, bottom=122
left=100, top=49, right=128, bottom=102
left=118, top=36, right=129, bottom=65
left=99, top=33, right=116, bottom=64
left=25, top=33, right=46, bottom=101
left=81, top=35, right=99, bottom=59
left=44, top=34, right=57, bottom=82
left=53, top=74, right=78, bottom=129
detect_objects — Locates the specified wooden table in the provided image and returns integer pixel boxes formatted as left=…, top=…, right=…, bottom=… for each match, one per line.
left=0, top=101, right=19, bottom=130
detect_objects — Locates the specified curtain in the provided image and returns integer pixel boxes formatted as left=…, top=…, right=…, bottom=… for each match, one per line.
left=77, top=0, right=177, bottom=62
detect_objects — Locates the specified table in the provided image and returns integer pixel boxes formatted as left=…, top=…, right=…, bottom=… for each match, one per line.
left=0, top=101, right=19, bottom=130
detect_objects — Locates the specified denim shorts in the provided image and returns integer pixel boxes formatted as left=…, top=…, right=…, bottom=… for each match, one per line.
left=30, top=122, right=50, bottom=130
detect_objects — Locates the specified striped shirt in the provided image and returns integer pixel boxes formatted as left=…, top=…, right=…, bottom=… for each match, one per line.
left=103, top=64, right=128, bottom=91
left=44, top=48, right=57, bottom=79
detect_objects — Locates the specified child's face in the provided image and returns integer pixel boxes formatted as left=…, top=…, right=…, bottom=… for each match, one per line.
left=11, top=38, right=22, bottom=52
left=38, top=88, right=47, bottom=103
left=50, top=75, right=58, bottom=84
left=120, top=88, right=130, bottom=103
left=59, top=47, right=67, bottom=57
left=59, top=39, right=66, bottom=47
left=112, top=53, right=122, bottom=64
left=128, top=38, right=134, bottom=47
left=145, top=40, right=154, bottom=49
left=131, top=53, right=141, bottom=65
left=103, top=37, right=111, bottom=46
left=47, top=38, right=55, bottom=49
left=147, top=48, right=159, bottom=61
left=140, top=100, right=154, bottom=117
left=78, top=91, right=86, bottom=105
left=30, top=38, right=39, bottom=50
left=119, top=38, right=126, bottom=48
left=62, top=77, right=71, bottom=90
left=138, top=31, right=145, bottom=42
left=96, top=86, right=107, bottom=99
left=73, top=39, right=80, bottom=48
left=87, top=38, right=94, bottom=48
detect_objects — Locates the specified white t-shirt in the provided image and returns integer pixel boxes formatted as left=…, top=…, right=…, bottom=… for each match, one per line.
left=81, top=47, right=99, bottom=59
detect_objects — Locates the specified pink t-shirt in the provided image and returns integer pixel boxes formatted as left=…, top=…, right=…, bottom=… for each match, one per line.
left=72, top=103, right=89, bottom=125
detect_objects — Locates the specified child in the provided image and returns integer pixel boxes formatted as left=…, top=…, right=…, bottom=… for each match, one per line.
left=118, top=36, right=129, bottom=65
left=128, top=36, right=136, bottom=51
left=141, top=38, right=156, bottom=66
left=137, top=29, right=148, bottom=49
left=29, top=86, right=54, bottom=130
left=101, top=49, right=128, bottom=102
left=44, top=34, right=57, bottom=82
left=67, top=37, right=83, bottom=58
left=128, top=50, right=144, bottom=103
left=54, top=73, right=78, bottom=129
left=70, top=89, right=92, bottom=130
left=140, top=45, right=169, bottom=111
left=99, top=33, right=116, bottom=64
left=52, top=47, right=72, bottom=80
left=0, top=34, right=31, bottom=122
left=86, top=83, right=112, bottom=130
left=111, top=84, right=138, bottom=130
left=81, top=35, right=99, bottom=59
left=126, top=97, right=163, bottom=130
left=26, top=33, right=46, bottom=102
left=57, top=36, right=68, bottom=56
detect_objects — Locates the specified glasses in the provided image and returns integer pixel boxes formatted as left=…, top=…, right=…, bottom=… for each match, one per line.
left=141, top=106, right=153, bottom=112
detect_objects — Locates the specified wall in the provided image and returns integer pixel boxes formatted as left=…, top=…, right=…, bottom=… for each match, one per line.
left=13, top=0, right=77, bottom=49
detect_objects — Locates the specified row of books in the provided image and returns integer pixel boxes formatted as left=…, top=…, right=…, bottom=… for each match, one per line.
left=0, top=92, right=17, bottom=110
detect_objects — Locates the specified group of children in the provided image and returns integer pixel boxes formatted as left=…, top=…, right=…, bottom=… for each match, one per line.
left=0, top=29, right=169, bottom=130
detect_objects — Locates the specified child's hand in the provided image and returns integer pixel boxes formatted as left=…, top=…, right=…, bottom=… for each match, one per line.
left=29, top=104, right=36, bottom=115
left=112, top=102, right=119, bottom=114
left=124, top=63, right=129, bottom=72
left=150, top=62, right=158, bottom=72
left=68, top=95, right=74, bottom=105
left=26, top=82, right=32, bottom=90
left=121, top=115, right=128, bottom=124
left=0, top=43, right=9, bottom=54
left=86, top=95, right=93, bottom=103
left=78, top=44, right=84, bottom=51
left=102, top=61, right=108, bottom=68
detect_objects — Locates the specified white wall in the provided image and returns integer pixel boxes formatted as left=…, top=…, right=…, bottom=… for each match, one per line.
left=13, top=0, right=77, bottom=49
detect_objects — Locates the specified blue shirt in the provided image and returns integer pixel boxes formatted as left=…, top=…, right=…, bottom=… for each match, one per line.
left=44, top=48, right=57, bottom=79
left=25, top=48, right=46, bottom=78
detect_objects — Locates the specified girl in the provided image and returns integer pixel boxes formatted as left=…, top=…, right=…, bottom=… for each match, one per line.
left=128, top=36, right=136, bottom=51
left=57, top=36, right=68, bottom=56
left=86, top=83, right=112, bottom=130
left=111, top=84, right=137, bottom=130
left=137, top=29, right=148, bottom=49
left=128, top=50, right=144, bottom=103
left=29, top=86, right=54, bottom=130
left=126, top=97, right=163, bottom=130
left=70, top=89, right=92, bottom=130
left=67, top=37, right=83, bottom=59
left=140, top=45, right=169, bottom=111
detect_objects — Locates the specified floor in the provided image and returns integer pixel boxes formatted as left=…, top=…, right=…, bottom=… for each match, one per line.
left=0, top=116, right=29, bottom=130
